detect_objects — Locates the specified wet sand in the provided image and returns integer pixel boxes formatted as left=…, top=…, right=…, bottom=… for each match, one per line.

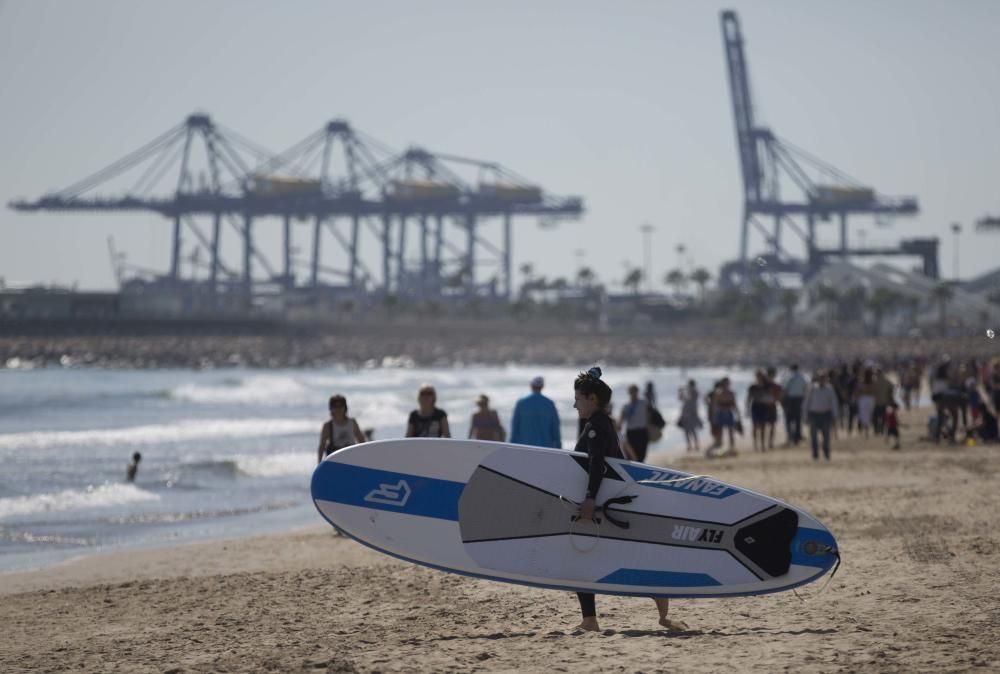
left=2, top=407, right=998, bottom=673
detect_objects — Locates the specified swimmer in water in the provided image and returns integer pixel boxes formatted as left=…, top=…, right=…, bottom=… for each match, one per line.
left=126, top=452, right=141, bottom=482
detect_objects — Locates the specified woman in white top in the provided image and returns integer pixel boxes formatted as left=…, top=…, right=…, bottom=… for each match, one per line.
left=317, top=394, right=367, bottom=464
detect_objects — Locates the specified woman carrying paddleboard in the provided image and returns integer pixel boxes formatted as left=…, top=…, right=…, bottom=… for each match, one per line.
left=572, top=367, right=688, bottom=633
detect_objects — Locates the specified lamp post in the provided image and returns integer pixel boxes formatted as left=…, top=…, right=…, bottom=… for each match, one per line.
left=951, top=223, right=962, bottom=280
left=639, top=223, right=654, bottom=292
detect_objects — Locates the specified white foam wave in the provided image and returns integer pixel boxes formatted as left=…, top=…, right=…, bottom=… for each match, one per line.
left=0, top=418, right=317, bottom=451
left=0, top=483, right=159, bottom=520
left=170, top=376, right=309, bottom=405
left=232, top=451, right=314, bottom=477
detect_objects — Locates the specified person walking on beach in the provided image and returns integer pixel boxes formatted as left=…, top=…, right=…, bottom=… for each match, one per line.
left=873, top=368, right=894, bottom=435
left=570, top=367, right=687, bottom=633
left=746, top=370, right=773, bottom=452
left=510, top=376, right=561, bottom=448
left=468, top=394, right=505, bottom=442
left=126, top=452, right=141, bottom=482
left=406, top=384, right=451, bottom=438
left=804, top=370, right=838, bottom=461
left=645, top=381, right=657, bottom=408
left=318, top=394, right=367, bottom=463
left=884, top=404, right=901, bottom=450
left=901, top=362, right=920, bottom=411
left=713, top=378, right=739, bottom=455
left=782, top=364, right=807, bottom=446
left=989, top=360, right=1000, bottom=415
left=765, top=366, right=782, bottom=450
left=705, top=379, right=723, bottom=450
left=854, top=368, right=876, bottom=438
left=618, top=384, right=651, bottom=462
left=678, top=379, right=703, bottom=453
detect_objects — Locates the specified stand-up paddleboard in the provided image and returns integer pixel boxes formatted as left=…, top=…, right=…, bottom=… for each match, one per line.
left=311, top=439, right=838, bottom=598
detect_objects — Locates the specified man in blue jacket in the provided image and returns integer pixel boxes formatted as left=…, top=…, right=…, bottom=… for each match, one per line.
left=510, top=376, right=562, bottom=448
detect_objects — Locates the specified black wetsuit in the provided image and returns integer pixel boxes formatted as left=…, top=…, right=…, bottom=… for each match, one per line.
left=574, top=410, right=623, bottom=618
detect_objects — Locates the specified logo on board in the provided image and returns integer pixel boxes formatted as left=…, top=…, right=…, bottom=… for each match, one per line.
left=622, top=465, right=738, bottom=499
left=671, top=525, right=725, bottom=544
left=364, top=479, right=412, bottom=507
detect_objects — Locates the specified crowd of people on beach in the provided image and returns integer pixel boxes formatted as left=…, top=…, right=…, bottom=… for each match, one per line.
left=315, top=355, right=1000, bottom=468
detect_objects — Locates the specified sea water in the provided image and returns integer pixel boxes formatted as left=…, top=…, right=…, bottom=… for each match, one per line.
left=0, top=364, right=752, bottom=572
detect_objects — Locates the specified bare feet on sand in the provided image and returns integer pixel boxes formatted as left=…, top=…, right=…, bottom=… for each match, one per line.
left=659, top=617, right=689, bottom=632
left=575, top=617, right=600, bottom=632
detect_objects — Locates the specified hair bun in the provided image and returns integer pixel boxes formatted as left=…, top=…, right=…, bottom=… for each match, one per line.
left=587, top=366, right=603, bottom=380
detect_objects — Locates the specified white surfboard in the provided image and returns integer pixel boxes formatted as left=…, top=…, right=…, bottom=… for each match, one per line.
left=311, top=439, right=838, bottom=598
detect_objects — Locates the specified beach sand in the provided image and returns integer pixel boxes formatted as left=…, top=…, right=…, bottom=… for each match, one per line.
left=2, top=407, right=998, bottom=673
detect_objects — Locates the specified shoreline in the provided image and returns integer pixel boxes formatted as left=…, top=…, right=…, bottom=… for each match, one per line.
left=3, top=406, right=999, bottom=672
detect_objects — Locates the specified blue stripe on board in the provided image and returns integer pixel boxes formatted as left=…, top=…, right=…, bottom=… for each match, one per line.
left=790, top=527, right=838, bottom=568
left=596, top=568, right=722, bottom=587
left=621, top=464, right=738, bottom=499
left=311, top=461, right=464, bottom=521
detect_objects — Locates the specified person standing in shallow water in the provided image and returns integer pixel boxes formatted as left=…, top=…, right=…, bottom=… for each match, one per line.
left=571, top=367, right=688, bottom=633
left=126, top=452, right=141, bottom=482
left=317, top=394, right=367, bottom=464
left=406, top=384, right=451, bottom=438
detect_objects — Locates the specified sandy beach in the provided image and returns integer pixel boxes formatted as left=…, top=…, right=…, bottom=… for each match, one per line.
left=2, top=406, right=998, bottom=673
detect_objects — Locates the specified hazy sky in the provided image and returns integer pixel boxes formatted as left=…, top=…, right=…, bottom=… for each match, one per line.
left=2, top=0, right=998, bottom=292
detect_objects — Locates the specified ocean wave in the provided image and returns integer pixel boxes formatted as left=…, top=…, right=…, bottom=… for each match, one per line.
left=0, top=483, right=159, bottom=520
left=173, top=452, right=313, bottom=480
left=231, top=451, right=314, bottom=477
left=0, top=418, right=317, bottom=451
left=169, top=376, right=310, bottom=405
left=106, top=499, right=301, bottom=525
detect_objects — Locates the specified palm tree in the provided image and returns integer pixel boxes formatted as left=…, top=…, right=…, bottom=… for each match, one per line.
left=623, top=267, right=643, bottom=296
left=576, top=266, right=596, bottom=289
left=518, top=262, right=534, bottom=297
left=866, top=287, right=903, bottom=336
left=664, top=268, right=688, bottom=298
left=932, top=282, right=954, bottom=333
left=689, top=267, right=712, bottom=305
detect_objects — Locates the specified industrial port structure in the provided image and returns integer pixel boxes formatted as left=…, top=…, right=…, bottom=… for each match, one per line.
left=12, top=10, right=992, bottom=321
left=9, top=114, right=583, bottom=311
left=719, top=11, right=938, bottom=286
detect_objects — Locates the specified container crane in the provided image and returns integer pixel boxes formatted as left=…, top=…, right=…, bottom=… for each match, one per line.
left=719, top=10, right=933, bottom=285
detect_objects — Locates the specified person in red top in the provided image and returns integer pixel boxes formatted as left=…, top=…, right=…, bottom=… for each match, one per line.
left=884, top=404, right=901, bottom=450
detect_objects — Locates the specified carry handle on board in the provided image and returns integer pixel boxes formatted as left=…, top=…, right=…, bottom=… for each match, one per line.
left=601, top=495, right=637, bottom=529
left=566, top=495, right=638, bottom=530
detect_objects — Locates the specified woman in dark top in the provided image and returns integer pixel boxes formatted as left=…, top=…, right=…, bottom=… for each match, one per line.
left=572, top=367, right=688, bottom=633
left=406, top=384, right=451, bottom=438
